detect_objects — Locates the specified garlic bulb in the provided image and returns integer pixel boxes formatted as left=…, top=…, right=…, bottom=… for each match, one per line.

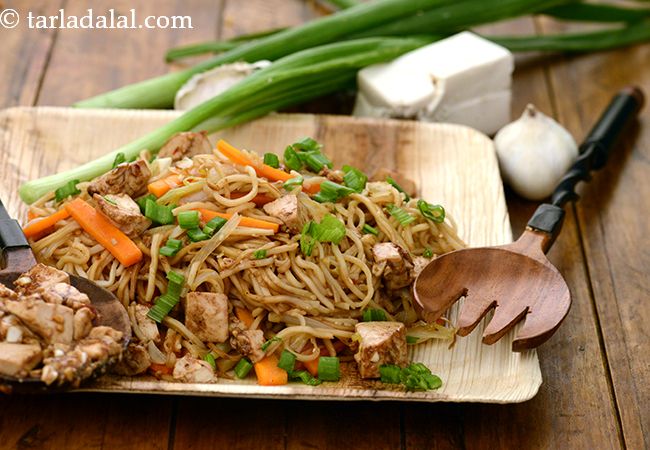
left=494, top=104, right=578, bottom=200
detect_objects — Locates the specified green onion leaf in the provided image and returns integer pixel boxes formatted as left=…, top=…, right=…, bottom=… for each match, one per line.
left=417, top=200, right=445, bottom=223
left=379, top=364, right=402, bottom=384
left=277, top=350, right=296, bottom=373
left=310, top=214, right=346, bottom=244
left=299, top=151, right=332, bottom=173
left=253, top=249, right=268, bottom=259
left=386, top=176, right=410, bottom=201
left=54, top=180, right=81, bottom=202
left=234, top=358, right=253, bottom=379
left=362, top=308, right=387, bottom=322
left=283, top=146, right=302, bottom=172
left=300, top=222, right=317, bottom=257
left=261, top=336, right=282, bottom=351
left=362, top=224, right=378, bottom=236
left=406, top=335, right=419, bottom=345
left=292, top=137, right=322, bottom=153
left=178, top=210, right=201, bottom=229
left=203, top=353, right=216, bottom=370
left=204, top=216, right=227, bottom=236
left=144, top=199, right=174, bottom=225
left=187, top=228, right=210, bottom=242
left=166, top=239, right=183, bottom=250
left=313, top=180, right=355, bottom=203
left=342, top=165, right=367, bottom=192
left=136, top=194, right=157, bottom=213
left=290, top=370, right=322, bottom=386
left=146, top=294, right=180, bottom=323
left=103, top=196, right=117, bottom=206
left=263, top=153, right=280, bottom=168
left=317, top=356, right=340, bottom=381
left=159, top=246, right=178, bottom=257
left=423, top=248, right=433, bottom=258
left=112, top=152, right=126, bottom=168
left=386, top=204, right=415, bottom=227
left=283, top=175, right=304, bottom=191
left=167, top=270, right=185, bottom=286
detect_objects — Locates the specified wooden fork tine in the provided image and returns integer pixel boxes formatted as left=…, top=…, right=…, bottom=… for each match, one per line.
left=457, top=293, right=496, bottom=337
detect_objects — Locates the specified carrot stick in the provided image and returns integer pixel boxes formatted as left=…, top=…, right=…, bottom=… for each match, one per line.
left=148, top=174, right=182, bottom=197
left=149, top=363, right=173, bottom=375
left=303, top=357, right=320, bottom=377
left=254, top=355, right=288, bottom=386
left=197, top=208, right=279, bottom=233
left=217, top=140, right=293, bottom=183
left=23, top=209, right=70, bottom=239
left=235, top=307, right=255, bottom=328
left=302, top=180, right=322, bottom=195
left=65, top=198, right=143, bottom=267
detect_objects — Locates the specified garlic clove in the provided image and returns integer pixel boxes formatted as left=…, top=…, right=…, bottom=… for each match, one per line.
left=494, top=104, right=578, bottom=201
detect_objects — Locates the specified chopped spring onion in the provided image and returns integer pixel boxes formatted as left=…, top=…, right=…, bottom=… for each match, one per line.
left=166, top=238, right=183, bottom=250
left=167, top=270, right=185, bottom=286
left=148, top=271, right=185, bottom=323
left=54, top=180, right=80, bottom=202
left=136, top=194, right=157, bottom=213
left=290, top=370, right=322, bottom=386
left=160, top=238, right=183, bottom=257
left=283, top=146, right=302, bottom=172
left=253, top=249, right=268, bottom=259
left=379, top=364, right=402, bottom=384
left=203, top=353, right=216, bottom=370
left=261, top=336, right=282, bottom=351
left=386, top=176, right=410, bottom=201
left=406, top=336, right=419, bottom=345
left=299, top=152, right=332, bottom=173
left=144, top=199, right=174, bottom=225
left=362, top=308, right=387, bottom=322
left=103, top=196, right=117, bottom=206
left=234, top=358, right=254, bottom=379
left=379, top=363, right=442, bottom=391
left=292, top=137, right=322, bottom=152
left=386, top=204, right=415, bottom=227
left=300, top=214, right=347, bottom=256
left=277, top=350, right=297, bottom=373
left=187, top=228, right=210, bottom=242
left=178, top=210, right=200, bottom=229
left=342, top=165, right=367, bottom=192
left=283, top=175, right=304, bottom=191
left=112, top=152, right=126, bottom=168
left=204, top=216, right=227, bottom=236
left=313, top=180, right=356, bottom=203
left=423, top=248, right=433, bottom=258
left=159, top=246, right=178, bottom=257
left=263, top=153, right=280, bottom=169
left=362, top=224, right=378, bottom=236
left=317, top=356, right=340, bottom=381
left=417, top=200, right=445, bottom=223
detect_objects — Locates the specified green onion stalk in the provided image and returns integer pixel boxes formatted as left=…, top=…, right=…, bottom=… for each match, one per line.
left=74, top=0, right=458, bottom=109
left=20, top=37, right=432, bottom=204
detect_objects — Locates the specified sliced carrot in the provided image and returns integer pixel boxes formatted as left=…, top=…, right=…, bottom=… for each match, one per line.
left=27, top=211, right=38, bottom=221
left=302, top=180, right=322, bottom=195
left=149, top=363, right=173, bottom=375
left=303, top=357, right=320, bottom=377
left=217, top=140, right=293, bottom=183
left=148, top=174, right=182, bottom=197
left=65, top=198, right=143, bottom=267
left=235, top=307, right=254, bottom=328
left=229, top=192, right=276, bottom=206
left=254, top=355, right=288, bottom=386
left=197, top=208, right=279, bottom=233
left=23, top=209, right=70, bottom=239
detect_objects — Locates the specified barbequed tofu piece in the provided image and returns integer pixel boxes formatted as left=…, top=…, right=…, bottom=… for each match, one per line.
left=229, top=316, right=265, bottom=363
left=40, top=282, right=91, bottom=310
left=372, top=243, right=415, bottom=290
left=173, top=354, right=214, bottom=383
left=93, top=194, right=152, bottom=237
left=262, top=194, right=304, bottom=232
left=0, top=342, right=42, bottom=377
left=157, top=131, right=213, bottom=162
left=13, top=264, right=69, bottom=295
left=87, top=160, right=151, bottom=198
left=185, top=292, right=229, bottom=343
left=354, top=321, right=408, bottom=379
left=5, top=299, right=74, bottom=345
left=111, top=343, right=151, bottom=376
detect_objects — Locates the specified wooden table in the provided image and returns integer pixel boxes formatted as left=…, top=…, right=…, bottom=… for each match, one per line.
left=1, top=1, right=648, bottom=448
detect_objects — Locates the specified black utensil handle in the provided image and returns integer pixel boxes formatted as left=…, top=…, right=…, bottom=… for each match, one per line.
left=527, top=86, right=645, bottom=246
left=0, top=199, right=33, bottom=271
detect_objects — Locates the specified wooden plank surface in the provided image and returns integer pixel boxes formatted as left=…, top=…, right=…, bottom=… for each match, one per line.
left=1, top=0, right=649, bottom=448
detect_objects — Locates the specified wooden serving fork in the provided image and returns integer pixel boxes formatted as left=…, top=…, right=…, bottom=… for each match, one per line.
left=413, top=87, right=645, bottom=351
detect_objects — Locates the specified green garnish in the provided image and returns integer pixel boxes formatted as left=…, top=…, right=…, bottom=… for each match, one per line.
left=112, top=152, right=126, bottom=168
left=144, top=199, right=174, bottom=225
left=187, top=228, right=210, bottom=242
left=177, top=210, right=200, bottom=229
left=317, top=356, right=340, bottom=381
left=54, top=180, right=80, bottom=202
left=423, top=248, right=433, bottom=258
left=159, top=239, right=183, bottom=257
left=290, top=370, right=322, bottom=386
left=386, top=204, right=415, bottom=227
left=263, top=153, right=280, bottom=168
left=234, top=358, right=253, bottom=379
left=406, top=336, right=419, bottom=344
left=277, top=350, right=296, bottom=373
left=283, top=175, right=304, bottom=191
left=136, top=194, right=157, bottom=213
left=386, top=176, right=410, bottom=201
left=261, top=336, right=282, bottom=351
left=103, top=196, right=117, bottom=206
left=342, top=165, right=367, bottom=192
left=283, top=146, right=302, bottom=172
left=253, top=249, right=268, bottom=259
left=362, top=224, right=378, bottom=236
left=147, top=271, right=185, bottom=323
left=362, top=308, right=387, bottom=322
left=300, top=214, right=346, bottom=256
left=203, top=353, right=216, bottom=370
left=417, top=200, right=445, bottom=223
left=312, top=180, right=356, bottom=203
left=379, top=363, right=442, bottom=392
left=204, top=216, right=227, bottom=236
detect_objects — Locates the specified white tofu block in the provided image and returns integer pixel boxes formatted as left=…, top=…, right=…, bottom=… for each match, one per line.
left=354, top=31, right=514, bottom=133
left=422, top=89, right=512, bottom=135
